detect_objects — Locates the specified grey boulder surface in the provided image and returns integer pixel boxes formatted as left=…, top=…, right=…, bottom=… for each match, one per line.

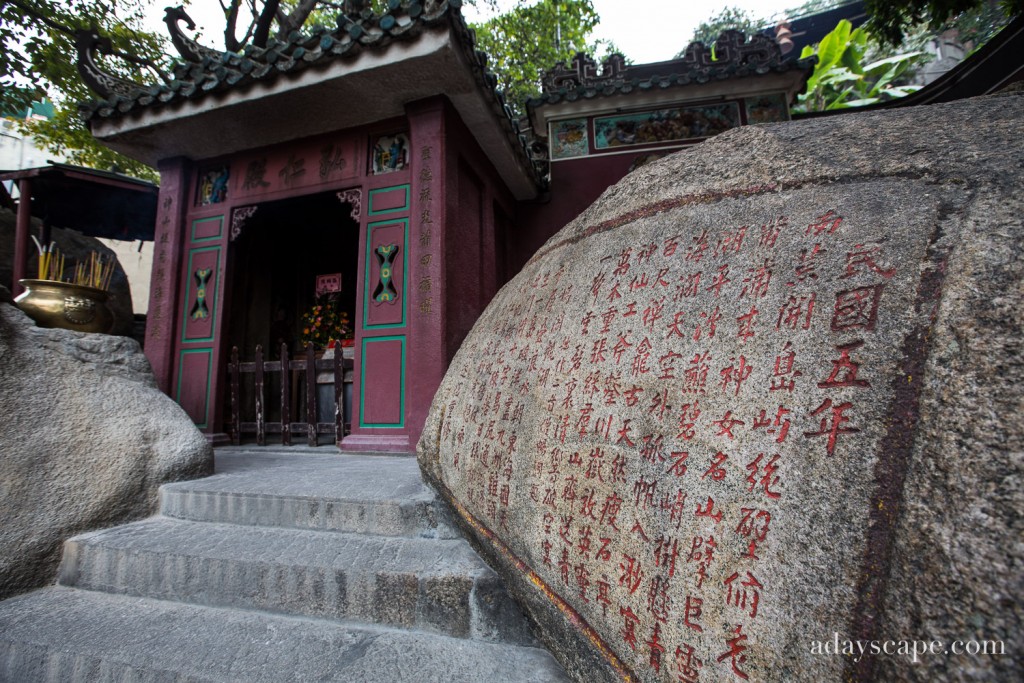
left=419, top=91, right=1023, bottom=683
left=0, top=291, right=212, bottom=600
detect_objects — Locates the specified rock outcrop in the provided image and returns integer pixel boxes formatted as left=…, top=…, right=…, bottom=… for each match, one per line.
left=0, top=290, right=213, bottom=600
left=419, top=92, right=1023, bottom=682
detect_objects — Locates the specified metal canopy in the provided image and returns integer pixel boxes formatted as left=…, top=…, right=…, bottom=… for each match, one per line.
left=0, top=162, right=158, bottom=241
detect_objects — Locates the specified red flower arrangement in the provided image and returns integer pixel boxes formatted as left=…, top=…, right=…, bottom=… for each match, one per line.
left=299, top=294, right=353, bottom=349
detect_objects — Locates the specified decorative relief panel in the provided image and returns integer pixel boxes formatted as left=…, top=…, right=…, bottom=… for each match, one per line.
left=373, top=244, right=400, bottom=304
left=550, top=119, right=590, bottom=160
left=181, top=246, right=220, bottom=342
left=594, top=103, right=741, bottom=150
left=196, top=166, right=229, bottom=206
left=371, top=133, right=410, bottom=174
left=363, top=219, right=407, bottom=328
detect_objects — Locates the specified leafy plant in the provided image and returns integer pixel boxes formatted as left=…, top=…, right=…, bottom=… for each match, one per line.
left=793, top=19, right=926, bottom=112
left=865, top=0, right=1021, bottom=47
left=471, top=0, right=610, bottom=119
left=2, top=0, right=169, bottom=179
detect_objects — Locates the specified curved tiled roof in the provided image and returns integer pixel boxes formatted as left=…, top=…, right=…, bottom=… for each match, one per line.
left=77, top=0, right=544, bottom=187
left=528, top=30, right=815, bottom=109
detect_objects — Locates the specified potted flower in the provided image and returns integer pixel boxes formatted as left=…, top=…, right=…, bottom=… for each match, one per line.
left=298, top=294, right=353, bottom=350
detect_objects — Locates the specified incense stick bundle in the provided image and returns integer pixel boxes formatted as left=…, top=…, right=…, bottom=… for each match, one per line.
left=101, top=256, right=114, bottom=290
left=31, top=236, right=65, bottom=281
left=68, top=251, right=115, bottom=290
left=28, top=238, right=116, bottom=290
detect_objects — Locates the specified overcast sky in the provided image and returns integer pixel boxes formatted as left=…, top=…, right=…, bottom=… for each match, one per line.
left=463, top=1, right=797, bottom=63
left=586, top=1, right=796, bottom=63
left=155, top=1, right=797, bottom=65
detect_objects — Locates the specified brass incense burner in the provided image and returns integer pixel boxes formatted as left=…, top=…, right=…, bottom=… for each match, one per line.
left=15, top=279, right=114, bottom=334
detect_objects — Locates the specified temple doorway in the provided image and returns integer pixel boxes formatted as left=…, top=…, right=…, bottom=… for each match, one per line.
left=227, top=190, right=358, bottom=357
left=224, top=190, right=359, bottom=440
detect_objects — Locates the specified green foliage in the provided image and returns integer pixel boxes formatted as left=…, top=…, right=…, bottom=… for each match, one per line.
left=24, top=107, right=160, bottom=181
left=781, top=0, right=856, bottom=18
left=231, top=1, right=396, bottom=50
left=865, top=0, right=1021, bottom=46
left=684, top=6, right=764, bottom=49
left=681, top=2, right=854, bottom=56
left=470, top=0, right=607, bottom=119
left=939, top=0, right=1015, bottom=47
left=1, top=0, right=167, bottom=179
left=793, top=19, right=927, bottom=112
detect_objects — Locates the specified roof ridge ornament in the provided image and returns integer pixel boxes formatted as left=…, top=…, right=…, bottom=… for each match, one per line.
left=164, top=6, right=230, bottom=64
left=74, top=28, right=146, bottom=100
left=542, top=51, right=627, bottom=93
left=709, top=29, right=778, bottom=69
left=540, top=30, right=790, bottom=95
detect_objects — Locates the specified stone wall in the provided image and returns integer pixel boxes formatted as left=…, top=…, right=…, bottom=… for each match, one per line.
left=419, top=92, right=1023, bottom=682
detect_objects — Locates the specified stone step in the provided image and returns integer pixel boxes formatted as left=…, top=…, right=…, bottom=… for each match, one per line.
left=160, top=451, right=461, bottom=539
left=57, top=516, right=535, bottom=646
left=0, top=587, right=570, bottom=683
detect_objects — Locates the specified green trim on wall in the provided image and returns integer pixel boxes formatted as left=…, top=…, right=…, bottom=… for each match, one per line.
left=362, top=218, right=408, bottom=330
left=367, top=184, right=410, bottom=215
left=180, top=245, right=221, bottom=344
left=190, top=215, right=224, bottom=243
left=175, top=348, right=213, bottom=429
left=358, top=335, right=406, bottom=429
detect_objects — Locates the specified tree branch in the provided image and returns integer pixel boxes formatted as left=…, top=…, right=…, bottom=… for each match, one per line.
left=7, top=0, right=76, bottom=37
left=108, top=47, right=169, bottom=82
left=253, top=0, right=281, bottom=47
left=277, top=0, right=321, bottom=38
left=224, top=0, right=242, bottom=52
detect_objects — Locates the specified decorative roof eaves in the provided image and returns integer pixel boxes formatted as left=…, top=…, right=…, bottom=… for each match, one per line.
left=79, top=0, right=543, bottom=192
left=528, top=30, right=815, bottom=112
left=79, top=3, right=437, bottom=122
left=527, top=57, right=815, bottom=110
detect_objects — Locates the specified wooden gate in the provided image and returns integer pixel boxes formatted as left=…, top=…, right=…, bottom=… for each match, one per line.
left=227, top=343, right=352, bottom=446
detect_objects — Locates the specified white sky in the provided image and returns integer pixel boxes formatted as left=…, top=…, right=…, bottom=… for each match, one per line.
left=586, top=1, right=795, bottom=63
left=153, top=1, right=798, bottom=65
left=462, top=1, right=798, bottom=63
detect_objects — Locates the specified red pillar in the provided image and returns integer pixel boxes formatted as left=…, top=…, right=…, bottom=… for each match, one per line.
left=145, top=158, right=189, bottom=394
left=405, top=97, right=449, bottom=450
left=12, top=178, right=32, bottom=296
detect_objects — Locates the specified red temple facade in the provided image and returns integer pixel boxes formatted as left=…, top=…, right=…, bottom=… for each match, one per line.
left=73, top=1, right=811, bottom=452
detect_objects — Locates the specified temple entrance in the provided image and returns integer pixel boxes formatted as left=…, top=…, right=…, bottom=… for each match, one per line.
left=225, top=190, right=359, bottom=442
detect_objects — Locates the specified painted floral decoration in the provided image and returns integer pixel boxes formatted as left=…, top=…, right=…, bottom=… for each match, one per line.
left=299, top=294, right=353, bottom=349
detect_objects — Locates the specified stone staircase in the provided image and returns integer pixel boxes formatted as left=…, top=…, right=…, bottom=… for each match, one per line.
left=0, top=448, right=569, bottom=682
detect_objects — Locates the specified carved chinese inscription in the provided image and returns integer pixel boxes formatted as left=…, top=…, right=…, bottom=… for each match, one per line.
left=427, top=182, right=937, bottom=682
left=319, top=143, right=347, bottom=180
left=278, top=154, right=306, bottom=188
left=242, top=158, right=271, bottom=191
left=417, top=145, right=435, bottom=316
left=147, top=196, right=174, bottom=338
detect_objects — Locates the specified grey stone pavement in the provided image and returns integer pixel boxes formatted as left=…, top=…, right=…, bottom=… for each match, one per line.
left=0, top=446, right=570, bottom=682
